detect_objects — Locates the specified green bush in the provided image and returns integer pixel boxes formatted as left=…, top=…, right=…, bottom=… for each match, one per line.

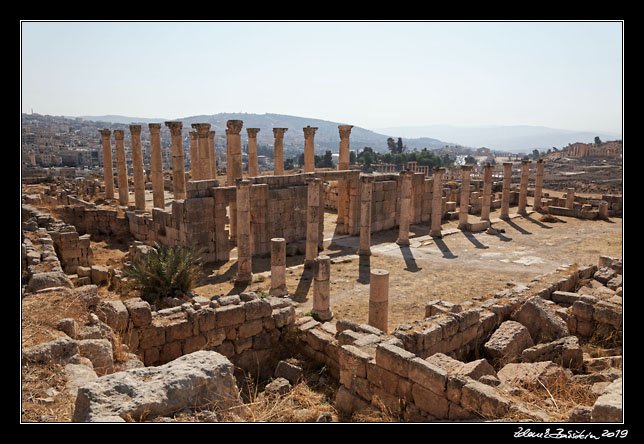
left=122, top=243, right=205, bottom=305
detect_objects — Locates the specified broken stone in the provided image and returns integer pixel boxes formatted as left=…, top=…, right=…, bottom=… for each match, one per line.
left=512, top=296, right=569, bottom=343
left=520, top=335, right=584, bottom=370
left=484, top=320, right=534, bottom=365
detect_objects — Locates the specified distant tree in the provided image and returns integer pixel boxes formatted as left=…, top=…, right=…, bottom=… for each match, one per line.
left=386, top=138, right=397, bottom=153
left=464, top=155, right=477, bottom=165
left=532, top=149, right=540, bottom=160
left=349, top=150, right=356, bottom=165
left=284, top=158, right=295, bottom=170
left=316, top=150, right=334, bottom=168
left=594, top=136, right=602, bottom=145
left=296, top=152, right=304, bottom=167
left=357, top=147, right=377, bottom=172
left=397, top=137, right=404, bottom=153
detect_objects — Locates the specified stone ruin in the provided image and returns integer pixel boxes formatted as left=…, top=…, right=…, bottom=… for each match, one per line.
left=21, top=120, right=623, bottom=423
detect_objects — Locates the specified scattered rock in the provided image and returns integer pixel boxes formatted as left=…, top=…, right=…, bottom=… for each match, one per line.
left=484, top=320, right=534, bottom=366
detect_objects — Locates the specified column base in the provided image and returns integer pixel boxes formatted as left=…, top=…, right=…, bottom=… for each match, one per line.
left=429, top=230, right=443, bottom=238
left=269, top=286, right=288, bottom=297
left=311, top=308, right=333, bottom=322
left=358, top=248, right=372, bottom=256
left=235, top=273, right=252, bottom=284
left=396, top=238, right=410, bottom=246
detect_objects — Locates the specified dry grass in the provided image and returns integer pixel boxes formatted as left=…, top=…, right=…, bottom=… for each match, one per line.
left=21, top=362, right=75, bottom=422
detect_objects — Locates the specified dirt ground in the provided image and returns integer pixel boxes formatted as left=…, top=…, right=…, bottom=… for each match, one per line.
left=189, top=192, right=622, bottom=333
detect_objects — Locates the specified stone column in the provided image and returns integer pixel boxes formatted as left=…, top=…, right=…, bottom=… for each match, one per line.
left=566, top=188, right=575, bottom=209
left=337, top=125, right=353, bottom=229
left=273, top=128, right=287, bottom=175
left=189, top=131, right=199, bottom=180
left=226, top=120, right=244, bottom=240
left=235, top=178, right=252, bottom=283
left=303, top=126, right=318, bottom=173
left=518, top=160, right=531, bottom=215
left=129, top=125, right=146, bottom=211
left=533, top=159, right=545, bottom=211
left=369, top=269, right=389, bottom=333
left=99, top=129, right=114, bottom=200
left=312, top=255, right=332, bottom=321
left=226, top=120, right=244, bottom=185
left=430, top=167, right=445, bottom=237
left=397, top=170, right=412, bottom=245
left=269, top=237, right=287, bottom=297
left=247, top=128, right=260, bottom=177
left=113, top=130, right=129, bottom=206
left=305, top=177, right=322, bottom=267
left=359, top=175, right=374, bottom=256
left=209, top=130, right=216, bottom=179
left=164, top=121, right=186, bottom=200
left=500, top=162, right=512, bottom=219
left=149, top=124, right=164, bottom=209
left=458, top=165, right=473, bottom=230
left=192, top=123, right=213, bottom=180
left=480, top=163, right=493, bottom=221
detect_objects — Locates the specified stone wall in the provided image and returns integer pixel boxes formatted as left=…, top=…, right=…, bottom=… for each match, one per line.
left=116, top=293, right=296, bottom=377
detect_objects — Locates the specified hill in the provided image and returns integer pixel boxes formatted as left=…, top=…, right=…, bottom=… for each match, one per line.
left=373, top=124, right=621, bottom=153
left=80, top=113, right=452, bottom=154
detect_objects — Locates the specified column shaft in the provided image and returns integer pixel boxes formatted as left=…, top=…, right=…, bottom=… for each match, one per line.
left=305, top=178, right=322, bottom=267
left=369, top=269, right=389, bottom=333
left=149, top=124, right=164, bottom=209
left=533, top=159, right=545, bottom=211
left=480, top=163, right=493, bottom=221
left=192, top=123, right=213, bottom=180
left=130, top=125, right=145, bottom=210
left=99, top=130, right=114, bottom=200
left=269, top=238, right=287, bottom=296
left=312, top=255, right=332, bottom=321
left=500, top=162, right=512, bottom=219
left=397, top=171, right=412, bottom=245
left=189, top=132, right=199, bottom=180
left=518, top=160, right=531, bottom=214
left=359, top=176, right=374, bottom=255
left=164, top=121, right=186, bottom=200
left=430, top=167, right=445, bottom=237
left=273, top=128, right=287, bottom=175
left=113, top=130, right=129, bottom=206
left=247, top=128, right=260, bottom=177
left=209, top=130, right=217, bottom=179
left=235, top=179, right=252, bottom=283
left=226, top=120, right=244, bottom=241
left=303, top=126, right=318, bottom=173
left=458, top=165, right=472, bottom=229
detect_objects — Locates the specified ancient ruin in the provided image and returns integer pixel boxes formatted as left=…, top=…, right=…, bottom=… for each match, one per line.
left=21, top=119, right=623, bottom=424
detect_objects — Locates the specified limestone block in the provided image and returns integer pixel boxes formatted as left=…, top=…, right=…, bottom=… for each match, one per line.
left=165, top=318, right=193, bottom=342
left=484, top=320, right=534, bottom=365
left=412, top=383, right=449, bottom=418
left=497, top=361, right=572, bottom=387
left=408, top=357, right=448, bottom=395
left=215, top=304, right=245, bottom=328
left=22, top=337, right=79, bottom=364
left=460, top=379, right=511, bottom=418
left=520, top=335, right=584, bottom=370
left=123, top=298, right=152, bottom=328
left=96, top=300, right=129, bottom=333
left=77, top=338, right=114, bottom=376
left=512, top=296, right=569, bottom=343
left=138, top=322, right=165, bottom=349
left=375, top=343, right=415, bottom=378
left=72, top=351, right=240, bottom=422
left=244, top=298, right=272, bottom=320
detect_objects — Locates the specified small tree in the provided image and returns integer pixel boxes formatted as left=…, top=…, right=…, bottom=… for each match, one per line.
left=122, top=243, right=205, bottom=305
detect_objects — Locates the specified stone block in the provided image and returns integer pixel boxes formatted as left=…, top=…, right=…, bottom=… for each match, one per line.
left=412, top=383, right=449, bottom=419
left=375, top=343, right=415, bottom=378
left=484, top=320, right=534, bottom=365
left=238, top=318, right=264, bottom=339
left=244, top=298, right=272, bottom=320
left=216, top=304, right=245, bottom=328
left=512, top=296, right=569, bottom=343
left=165, top=318, right=193, bottom=342
left=408, top=357, right=448, bottom=395
left=183, top=334, right=207, bottom=354
left=123, top=298, right=152, bottom=328
left=520, top=335, right=584, bottom=370
left=460, top=379, right=511, bottom=418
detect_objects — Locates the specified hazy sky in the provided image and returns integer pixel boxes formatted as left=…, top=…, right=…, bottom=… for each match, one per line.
left=21, top=21, right=623, bottom=134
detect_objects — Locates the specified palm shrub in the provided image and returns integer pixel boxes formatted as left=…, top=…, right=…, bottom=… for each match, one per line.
left=122, top=242, right=205, bottom=305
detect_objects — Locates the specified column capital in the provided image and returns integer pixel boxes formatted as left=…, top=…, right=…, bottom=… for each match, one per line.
left=129, top=124, right=142, bottom=135
left=226, top=120, right=244, bottom=134
left=165, top=121, right=183, bottom=136
left=521, top=159, right=532, bottom=165
left=273, top=128, right=288, bottom=138
left=148, top=123, right=161, bottom=133
left=433, top=166, right=445, bottom=175
left=191, top=123, right=211, bottom=136
left=209, top=130, right=215, bottom=139
left=189, top=131, right=198, bottom=140
left=338, top=124, right=354, bottom=138
left=246, top=128, right=260, bottom=138
left=113, top=129, right=124, bottom=140
left=99, top=129, right=112, bottom=138
left=303, top=126, right=318, bottom=137
left=503, top=162, right=513, bottom=167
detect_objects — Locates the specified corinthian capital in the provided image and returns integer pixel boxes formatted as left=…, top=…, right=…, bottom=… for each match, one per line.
left=338, top=125, right=354, bottom=139
left=247, top=128, right=260, bottom=138
left=273, top=128, right=288, bottom=139
left=99, top=129, right=112, bottom=139
left=148, top=123, right=161, bottom=133
left=165, top=121, right=183, bottom=136
left=129, top=124, right=142, bottom=136
left=226, top=120, right=244, bottom=134
left=303, top=126, right=318, bottom=138
left=113, top=130, right=124, bottom=140
left=192, top=123, right=211, bottom=136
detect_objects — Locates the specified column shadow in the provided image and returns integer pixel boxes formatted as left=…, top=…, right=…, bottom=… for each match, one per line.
left=505, top=218, right=532, bottom=235
left=433, top=237, right=458, bottom=259
left=399, top=245, right=422, bottom=272
left=522, top=214, right=553, bottom=229
left=293, top=267, right=313, bottom=302
left=462, top=231, right=489, bottom=249
left=358, top=254, right=371, bottom=284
